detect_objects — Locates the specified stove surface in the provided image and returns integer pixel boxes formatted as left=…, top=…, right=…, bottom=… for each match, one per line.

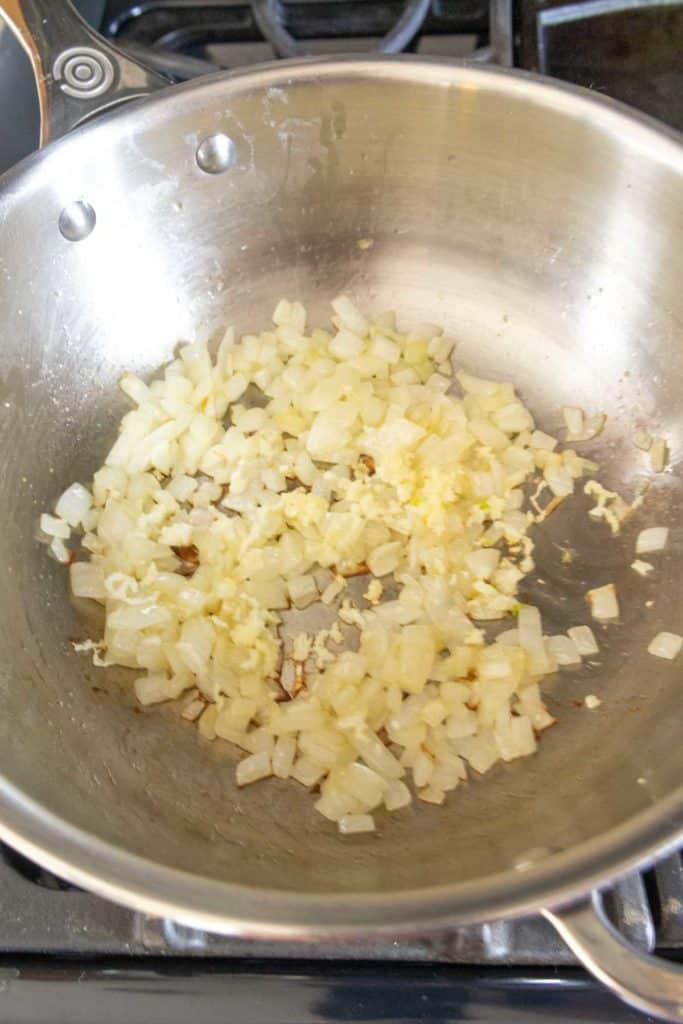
left=0, top=840, right=680, bottom=1021
left=1, top=843, right=682, bottom=963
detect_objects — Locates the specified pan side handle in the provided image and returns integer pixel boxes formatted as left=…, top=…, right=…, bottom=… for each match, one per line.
left=543, top=891, right=683, bottom=1022
left=0, top=0, right=168, bottom=145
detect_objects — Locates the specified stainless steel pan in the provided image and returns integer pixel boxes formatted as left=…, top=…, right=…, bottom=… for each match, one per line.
left=0, top=1, right=682, bottom=1017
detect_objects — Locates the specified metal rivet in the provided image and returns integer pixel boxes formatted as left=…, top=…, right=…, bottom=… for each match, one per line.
left=58, top=200, right=96, bottom=242
left=196, top=133, right=235, bottom=174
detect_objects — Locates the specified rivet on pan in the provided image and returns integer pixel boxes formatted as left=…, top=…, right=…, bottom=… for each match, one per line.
left=58, top=200, right=96, bottom=241
left=195, top=133, right=235, bottom=174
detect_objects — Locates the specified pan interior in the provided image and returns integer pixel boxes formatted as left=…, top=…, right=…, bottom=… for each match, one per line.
left=0, top=63, right=681, bottom=902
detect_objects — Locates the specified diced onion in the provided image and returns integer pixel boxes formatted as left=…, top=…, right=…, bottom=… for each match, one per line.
left=529, top=430, right=557, bottom=451
left=648, top=631, right=683, bottom=660
left=272, top=736, right=297, bottom=779
left=465, top=549, right=501, bottom=580
left=338, top=813, right=375, bottom=835
left=587, top=583, right=619, bottom=621
left=636, top=527, right=668, bottom=554
left=384, top=779, right=412, bottom=811
left=134, top=673, right=187, bottom=706
left=236, top=751, right=272, bottom=786
left=518, top=605, right=551, bottom=673
left=287, top=575, right=318, bottom=609
left=331, top=295, right=368, bottom=337
left=567, top=625, right=599, bottom=656
left=367, top=542, right=402, bottom=577
left=544, top=465, right=574, bottom=497
left=563, top=407, right=606, bottom=442
left=41, top=296, right=626, bottom=831
left=49, top=537, right=71, bottom=564
left=55, top=482, right=92, bottom=528
left=562, top=406, right=584, bottom=437
left=649, top=437, right=668, bottom=472
left=546, top=634, right=581, bottom=667
left=40, top=513, right=70, bottom=539
left=70, top=562, right=106, bottom=600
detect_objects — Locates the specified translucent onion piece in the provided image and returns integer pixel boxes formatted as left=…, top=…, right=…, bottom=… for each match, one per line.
left=636, top=527, right=668, bottom=554
left=587, top=584, right=619, bottom=621
left=648, top=632, right=683, bottom=660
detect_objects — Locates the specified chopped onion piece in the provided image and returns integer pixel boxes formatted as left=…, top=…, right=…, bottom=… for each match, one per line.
left=636, top=527, right=668, bottom=554
left=495, top=628, right=519, bottom=646
left=544, top=465, right=574, bottom=497
left=338, top=813, right=375, bottom=835
left=182, top=697, right=205, bottom=722
left=272, top=736, right=297, bottom=779
left=562, top=406, right=584, bottom=437
left=49, top=537, right=71, bottom=563
left=236, top=751, right=272, bottom=786
left=634, top=431, right=652, bottom=451
left=55, top=482, right=92, bottom=527
left=321, top=575, right=346, bottom=605
left=587, top=583, right=619, bottom=621
left=518, top=605, right=551, bottom=673
left=649, top=437, right=668, bottom=472
left=70, top=561, right=106, bottom=600
left=40, top=513, right=70, bottom=539
left=546, top=634, right=581, bottom=666
left=120, top=372, right=151, bottom=406
left=287, top=575, right=318, bottom=609
left=567, top=625, right=599, bottom=656
left=134, top=673, right=186, bottom=706
left=330, top=329, right=364, bottom=360
left=280, top=659, right=297, bottom=697
left=384, top=779, right=412, bottom=811
left=331, top=295, right=368, bottom=337
left=564, top=409, right=606, bottom=442
left=456, top=370, right=498, bottom=395
left=529, top=430, right=557, bottom=451
left=367, top=541, right=401, bottom=577
left=584, top=694, right=602, bottom=709
left=648, top=631, right=683, bottom=660
left=465, top=548, right=501, bottom=579
left=631, top=559, right=654, bottom=577
left=418, top=786, right=446, bottom=805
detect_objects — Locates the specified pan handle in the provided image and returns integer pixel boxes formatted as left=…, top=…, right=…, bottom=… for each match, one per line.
left=543, top=891, right=683, bottom=1022
left=0, top=0, right=168, bottom=146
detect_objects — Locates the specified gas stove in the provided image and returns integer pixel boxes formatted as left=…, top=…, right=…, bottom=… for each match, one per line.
left=0, top=1, right=682, bottom=1021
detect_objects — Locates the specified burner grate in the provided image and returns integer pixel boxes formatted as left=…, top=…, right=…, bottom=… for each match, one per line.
left=104, top=0, right=490, bottom=45
left=102, top=0, right=682, bottom=125
left=102, top=0, right=494, bottom=75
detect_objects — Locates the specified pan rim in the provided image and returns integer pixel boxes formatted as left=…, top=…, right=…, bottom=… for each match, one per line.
left=0, top=53, right=681, bottom=197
